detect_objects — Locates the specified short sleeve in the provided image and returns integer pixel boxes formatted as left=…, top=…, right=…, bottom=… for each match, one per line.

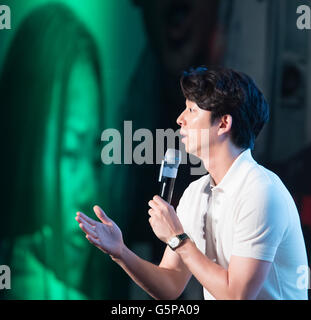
left=231, top=185, right=288, bottom=262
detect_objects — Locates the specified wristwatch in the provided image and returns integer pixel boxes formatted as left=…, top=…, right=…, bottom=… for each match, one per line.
left=168, top=233, right=190, bottom=250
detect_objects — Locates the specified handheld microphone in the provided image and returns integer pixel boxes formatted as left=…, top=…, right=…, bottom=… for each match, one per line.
left=158, top=149, right=182, bottom=204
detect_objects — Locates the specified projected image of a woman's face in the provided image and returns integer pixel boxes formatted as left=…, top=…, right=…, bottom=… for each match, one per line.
left=58, top=55, right=101, bottom=291
left=60, top=55, right=100, bottom=237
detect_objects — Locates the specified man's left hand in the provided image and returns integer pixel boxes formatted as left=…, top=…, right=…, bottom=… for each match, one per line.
left=148, top=195, right=184, bottom=243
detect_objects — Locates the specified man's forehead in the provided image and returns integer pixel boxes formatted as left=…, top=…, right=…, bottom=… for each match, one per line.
left=185, top=99, right=198, bottom=107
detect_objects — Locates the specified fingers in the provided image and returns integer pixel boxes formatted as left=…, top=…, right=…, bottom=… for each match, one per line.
left=76, top=211, right=96, bottom=226
left=148, top=199, right=160, bottom=210
left=75, top=214, right=93, bottom=229
left=86, top=234, right=101, bottom=247
left=78, top=220, right=98, bottom=239
left=148, top=199, right=159, bottom=218
left=148, top=208, right=155, bottom=216
left=75, top=212, right=98, bottom=239
left=152, top=195, right=169, bottom=207
left=148, top=195, right=169, bottom=217
left=93, top=205, right=112, bottom=226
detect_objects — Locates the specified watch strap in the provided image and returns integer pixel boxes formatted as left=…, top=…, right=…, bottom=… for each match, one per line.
left=169, top=233, right=189, bottom=250
left=176, top=233, right=189, bottom=242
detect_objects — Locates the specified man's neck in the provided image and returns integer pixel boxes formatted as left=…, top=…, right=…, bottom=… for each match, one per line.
left=203, top=145, right=246, bottom=185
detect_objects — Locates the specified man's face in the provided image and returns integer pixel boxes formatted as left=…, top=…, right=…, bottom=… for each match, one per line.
left=177, top=99, right=219, bottom=158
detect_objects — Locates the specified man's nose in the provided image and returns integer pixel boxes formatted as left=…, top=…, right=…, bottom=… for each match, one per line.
left=176, top=110, right=186, bottom=127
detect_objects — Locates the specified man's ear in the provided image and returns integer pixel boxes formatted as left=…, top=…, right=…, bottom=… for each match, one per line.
left=218, top=114, right=232, bottom=136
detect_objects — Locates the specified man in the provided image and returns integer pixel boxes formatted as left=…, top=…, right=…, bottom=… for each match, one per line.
left=76, top=67, right=308, bottom=300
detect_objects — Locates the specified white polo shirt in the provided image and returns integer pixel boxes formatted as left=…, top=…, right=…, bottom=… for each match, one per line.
left=176, top=149, right=308, bottom=300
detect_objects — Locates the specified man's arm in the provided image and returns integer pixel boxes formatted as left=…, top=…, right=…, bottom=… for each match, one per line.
left=148, top=195, right=272, bottom=300
left=75, top=205, right=191, bottom=300
left=175, top=239, right=271, bottom=299
left=113, top=244, right=192, bottom=300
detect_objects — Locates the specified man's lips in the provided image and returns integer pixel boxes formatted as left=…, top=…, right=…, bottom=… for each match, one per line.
left=180, top=133, right=187, bottom=142
left=180, top=129, right=187, bottom=136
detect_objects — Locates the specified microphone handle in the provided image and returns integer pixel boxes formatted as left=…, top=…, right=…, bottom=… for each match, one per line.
left=160, top=176, right=176, bottom=204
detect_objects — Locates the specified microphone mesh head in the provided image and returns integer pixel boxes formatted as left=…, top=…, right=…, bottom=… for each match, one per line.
left=164, top=149, right=182, bottom=167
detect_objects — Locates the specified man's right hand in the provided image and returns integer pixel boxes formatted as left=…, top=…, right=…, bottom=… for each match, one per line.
left=75, top=205, right=124, bottom=259
left=76, top=206, right=191, bottom=300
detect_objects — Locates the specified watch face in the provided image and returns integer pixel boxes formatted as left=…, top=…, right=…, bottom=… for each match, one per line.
left=169, top=237, right=180, bottom=248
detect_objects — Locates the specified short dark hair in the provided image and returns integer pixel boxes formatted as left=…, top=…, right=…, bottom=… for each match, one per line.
left=180, top=66, right=269, bottom=150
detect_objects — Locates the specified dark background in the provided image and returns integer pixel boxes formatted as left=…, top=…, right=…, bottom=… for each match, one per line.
left=0, top=0, right=310, bottom=299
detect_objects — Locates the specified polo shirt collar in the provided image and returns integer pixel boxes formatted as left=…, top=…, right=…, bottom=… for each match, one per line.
left=204, top=149, right=256, bottom=196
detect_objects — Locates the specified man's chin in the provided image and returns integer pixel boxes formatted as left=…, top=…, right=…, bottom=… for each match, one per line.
left=182, top=142, right=202, bottom=158
left=186, top=146, right=200, bottom=158
left=183, top=143, right=192, bottom=155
